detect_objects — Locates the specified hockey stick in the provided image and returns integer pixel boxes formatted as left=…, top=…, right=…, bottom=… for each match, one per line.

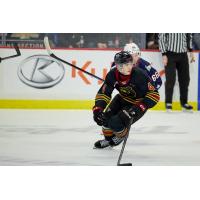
left=117, top=122, right=133, bottom=166
left=43, top=36, right=104, bottom=82
left=0, top=43, right=21, bottom=63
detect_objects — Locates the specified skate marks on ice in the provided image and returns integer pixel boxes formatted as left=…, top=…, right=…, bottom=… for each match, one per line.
left=0, top=125, right=98, bottom=135
left=0, top=124, right=100, bottom=166
left=0, top=155, right=78, bottom=165
left=126, top=127, right=200, bottom=165
left=0, top=123, right=200, bottom=166
left=132, top=126, right=188, bottom=135
left=0, top=110, right=200, bottom=165
left=0, top=124, right=120, bottom=166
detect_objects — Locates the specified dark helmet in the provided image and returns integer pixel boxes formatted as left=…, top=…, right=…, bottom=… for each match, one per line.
left=114, top=51, right=133, bottom=64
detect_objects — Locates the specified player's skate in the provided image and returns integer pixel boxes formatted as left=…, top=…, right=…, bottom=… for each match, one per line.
left=94, top=139, right=110, bottom=149
left=166, top=103, right=172, bottom=112
left=94, top=136, right=124, bottom=149
left=182, top=104, right=193, bottom=113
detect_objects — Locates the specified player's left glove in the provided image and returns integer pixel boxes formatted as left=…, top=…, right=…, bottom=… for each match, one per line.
left=119, top=103, right=147, bottom=127
left=93, top=106, right=106, bottom=126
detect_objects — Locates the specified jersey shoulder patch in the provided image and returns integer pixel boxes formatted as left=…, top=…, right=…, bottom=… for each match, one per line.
left=139, top=58, right=152, bottom=71
left=148, top=82, right=155, bottom=91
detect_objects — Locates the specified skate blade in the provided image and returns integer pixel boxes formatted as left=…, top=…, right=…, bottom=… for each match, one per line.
left=93, top=146, right=113, bottom=150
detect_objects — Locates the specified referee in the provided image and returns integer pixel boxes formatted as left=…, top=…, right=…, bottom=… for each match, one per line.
left=158, top=33, right=195, bottom=111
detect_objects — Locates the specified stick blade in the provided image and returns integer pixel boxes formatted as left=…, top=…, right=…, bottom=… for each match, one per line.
left=44, top=36, right=53, bottom=55
left=117, top=163, right=132, bottom=166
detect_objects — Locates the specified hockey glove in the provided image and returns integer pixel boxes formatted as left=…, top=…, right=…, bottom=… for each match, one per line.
left=93, top=107, right=106, bottom=126
left=119, top=103, right=147, bottom=127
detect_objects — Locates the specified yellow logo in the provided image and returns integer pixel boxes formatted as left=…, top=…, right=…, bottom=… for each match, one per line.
left=119, top=86, right=136, bottom=97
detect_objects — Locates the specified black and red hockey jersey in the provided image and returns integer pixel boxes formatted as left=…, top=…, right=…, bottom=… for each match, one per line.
left=94, top=67, right=160, bottom=110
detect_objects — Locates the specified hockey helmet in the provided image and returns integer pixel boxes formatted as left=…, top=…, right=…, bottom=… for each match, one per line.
left=114, top=51, right=133, bottom=74
left=114, top=51, right=133, bottom=65
left=124, top=43, right=141, bottom=56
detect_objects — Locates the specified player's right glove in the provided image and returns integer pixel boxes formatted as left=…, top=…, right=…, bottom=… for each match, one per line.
left=93, top=106, right=106, bottom=126
left=119, top=103, right=147, bottom=127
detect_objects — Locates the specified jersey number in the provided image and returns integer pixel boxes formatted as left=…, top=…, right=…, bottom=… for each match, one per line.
left=152, top=72, right=160, bottom=81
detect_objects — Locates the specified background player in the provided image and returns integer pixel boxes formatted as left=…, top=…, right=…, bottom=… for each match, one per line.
left=111, top=43, right=162, bottom=90
left=93, top=51, right=160, bottom=149
left=124, top=43, right=162, bottom=90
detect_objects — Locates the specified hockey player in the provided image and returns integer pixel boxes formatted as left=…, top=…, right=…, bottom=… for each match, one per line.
left=93, top=51, right=160, bottom=149
left=112, top=43, right=162, bottom=90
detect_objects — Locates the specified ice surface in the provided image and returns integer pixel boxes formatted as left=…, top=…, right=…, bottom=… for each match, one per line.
left=0, top=109, right=200, bottom=166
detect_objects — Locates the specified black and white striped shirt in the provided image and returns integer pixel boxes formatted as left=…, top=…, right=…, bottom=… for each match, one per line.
left=158, top=33, right=193, bottom=54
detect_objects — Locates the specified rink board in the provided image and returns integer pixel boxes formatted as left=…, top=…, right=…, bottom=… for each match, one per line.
left=0, top=100, right=198, bottom=110
left=0, top=47, right=199, bottom=110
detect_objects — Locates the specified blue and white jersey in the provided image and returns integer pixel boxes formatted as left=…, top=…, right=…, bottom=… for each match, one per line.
left=135, top=58, right=162, bottom=90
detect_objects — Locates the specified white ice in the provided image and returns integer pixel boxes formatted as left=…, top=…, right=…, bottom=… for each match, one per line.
left=0, top=109, right=200, bottom=166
